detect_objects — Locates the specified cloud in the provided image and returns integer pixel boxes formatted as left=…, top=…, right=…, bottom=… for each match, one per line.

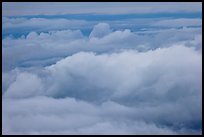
left=2, top=17, right=91, bottom=34
left=2, top=44, right=202, bottom=134
left=3, top=72, right=43, bottom=98
left=89, top=23, right=112, bottom=38
left=2, top=6, right=202, bottom=134
left=151, top=18, right=202, bottom=27
left=3, top=17, right=202, bottom=36
left=2, top=2, right=201, bottom=16
left=2, top=29, right=86, bottom=71
left=3, top=96, right=180, bottom=135
left=2, top=22, right=201, bottom=72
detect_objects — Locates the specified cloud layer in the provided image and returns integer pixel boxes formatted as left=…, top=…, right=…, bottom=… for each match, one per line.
left=2, top=22, right=202, bottom=72
left=2, top=44, right=202, bottom=134
left=2, top=2, right=202, bottom=16
left=2, top=7, right=202, bottom=134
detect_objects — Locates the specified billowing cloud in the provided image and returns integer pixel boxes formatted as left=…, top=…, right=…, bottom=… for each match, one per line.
left=89, top=23, right=112, bottom=38
left=2, top=22, right=202, bottom=72
left=3, top=72, right=43, bottom=98
left=3, top=96, right=179, bottom=135
left=2, top=44, right=202, bottom=134
left=2, top=4, right=202, bottom=134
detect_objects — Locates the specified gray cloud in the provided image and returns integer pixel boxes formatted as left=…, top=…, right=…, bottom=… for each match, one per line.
left=2, top=2, right=201, bottom=16
left=151, top=18, right=202, bottom=27
left=2, top=17, right=91, bottom=35
left=89, top=23, right=112, bottom=38
left=3, top=96, right=179, bottom=135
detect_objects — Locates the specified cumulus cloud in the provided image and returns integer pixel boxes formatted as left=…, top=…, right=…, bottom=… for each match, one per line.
left=3, top=17, right=202, bottom=35
left=2, top=5, right=202, bottom=134
left=2, top=96, right=179, bottom=135
left=3, top=72, right=43, bottom=98
left=2, top=22, right=201, bottom=72
left=2, top=44, right=202, bottom=134
left=89, top=23, right=112, bottom=38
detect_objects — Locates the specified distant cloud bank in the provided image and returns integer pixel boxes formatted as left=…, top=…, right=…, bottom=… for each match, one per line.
left=2, top=2, right=202, bottom=16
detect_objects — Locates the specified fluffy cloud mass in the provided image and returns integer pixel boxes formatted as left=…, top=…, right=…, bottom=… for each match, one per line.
left=2, top=44, right=202, bottom=134
left=2, top=7, right=202, bottom=135
left=2, top=22, right=201, bottom=71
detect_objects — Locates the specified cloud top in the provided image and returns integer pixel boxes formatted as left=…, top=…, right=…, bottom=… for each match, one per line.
left=3, top=44, right=202, bottom=134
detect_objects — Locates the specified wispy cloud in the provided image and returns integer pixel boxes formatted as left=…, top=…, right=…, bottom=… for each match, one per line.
left=2, top=2, right=202, bottom=16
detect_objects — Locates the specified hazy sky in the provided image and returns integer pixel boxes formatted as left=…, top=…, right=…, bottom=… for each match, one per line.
left=2, top=2, right=202, bottom=16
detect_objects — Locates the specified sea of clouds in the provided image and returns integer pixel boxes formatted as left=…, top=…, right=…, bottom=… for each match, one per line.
left=2, top=16, right=202, bottom=135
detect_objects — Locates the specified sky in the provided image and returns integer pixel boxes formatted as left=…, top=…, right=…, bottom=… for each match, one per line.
left=2, top=2, right=202, bottom=16
left=2, top=2, right=202, bottom=135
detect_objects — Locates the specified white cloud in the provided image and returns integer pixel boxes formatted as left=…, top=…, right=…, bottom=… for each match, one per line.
left=3, top=17, right=202, bottom=35
left=3, top=96, right=180, bottom=135
left=2, top=22, right=201, bottom=72
left=2, top=12, right=202, bottom=135
left=2, top=44, right=202, bottom=134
